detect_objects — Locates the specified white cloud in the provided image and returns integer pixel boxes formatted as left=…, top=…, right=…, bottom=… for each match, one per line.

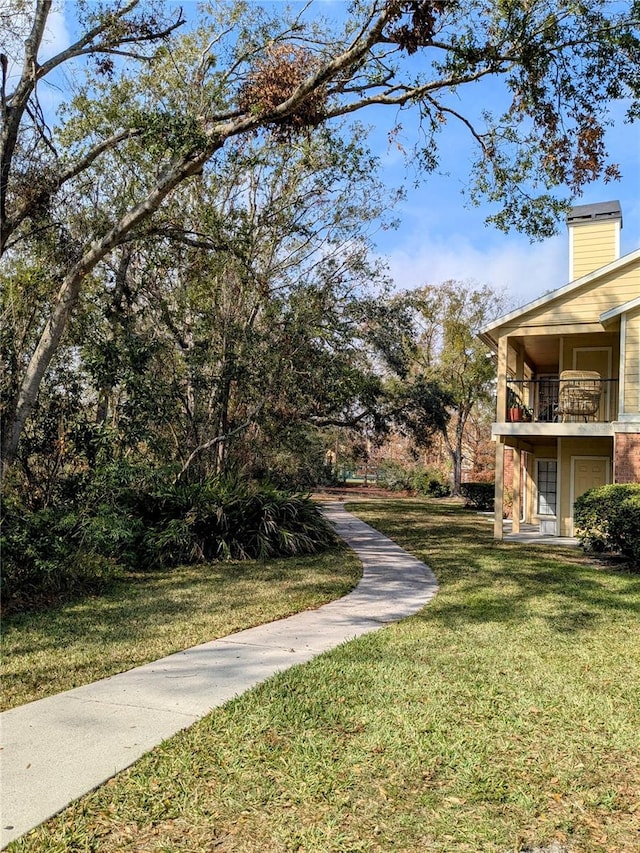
left=40, top=3, right=72, bottom=61
left=375, top=169, right=640, bottom=312
left=379, top=231, right=568, bottom=310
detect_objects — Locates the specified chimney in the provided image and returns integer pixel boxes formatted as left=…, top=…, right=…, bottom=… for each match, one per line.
left=567, top=200, right=622, bottom=281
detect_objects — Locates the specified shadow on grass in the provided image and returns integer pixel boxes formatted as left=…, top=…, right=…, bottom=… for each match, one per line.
left=2, top=547, right=357, bottom=653
left=348, top=498, right=640, bottom=636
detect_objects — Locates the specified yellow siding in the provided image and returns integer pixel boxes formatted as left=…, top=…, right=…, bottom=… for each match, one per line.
left=525, top=440, right=615, bottom=533
left=501, top=263, right=640, bottom=332
left=624, top=309, right=640, bottom=414
left=561, top=333, right=618, bottom=370
left=571, top=220, right=619, bottom=279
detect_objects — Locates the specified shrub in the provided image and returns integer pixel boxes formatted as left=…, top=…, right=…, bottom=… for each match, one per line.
left=616, top=495, right=640, bottom=566
left=574, top=483, right=640, bottom=566
left=379, top=461, right=412, bottom=492
left=1, top=467, right=337, bottom=613
left=0, top=502, right=124, bottom=614
left=1, top=461, right=144, bottom=612
left=409, top=468, right=451, bottom=497
left=460, top=482, right=495, bottom=511
left=138, top=478, right=337, bottom=567
left=379, top=462, right=450, bottom=497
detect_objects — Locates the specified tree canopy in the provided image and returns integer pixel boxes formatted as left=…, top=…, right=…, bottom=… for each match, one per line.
left=365, top=281, right=506, bottom=494
left=2, top=0, right=639, bottom=469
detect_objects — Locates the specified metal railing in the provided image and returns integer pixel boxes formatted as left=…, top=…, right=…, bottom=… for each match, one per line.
left=505, top=378, right=618, bottom=423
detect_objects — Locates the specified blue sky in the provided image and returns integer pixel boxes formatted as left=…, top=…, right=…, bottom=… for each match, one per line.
left=38, top=1, right=640, bottom=309
left=372, top=98, right=640, bottom=309
left=276, top=1, right=640, bottom=307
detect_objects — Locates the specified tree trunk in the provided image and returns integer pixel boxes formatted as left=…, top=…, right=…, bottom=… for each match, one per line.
left=1, top=148, right=213, bottom=475
left=443, top=405, right=471, bottom=497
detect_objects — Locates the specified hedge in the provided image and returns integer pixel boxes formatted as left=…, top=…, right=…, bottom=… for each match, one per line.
left=573, top=483, right=640, bottom=567
left=460, top=482, right=494, bottom=511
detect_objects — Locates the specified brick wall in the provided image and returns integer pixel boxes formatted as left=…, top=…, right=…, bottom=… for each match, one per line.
left=614, top=433, right=640, bottom=483
left=503, top=448, right=514, bottom=490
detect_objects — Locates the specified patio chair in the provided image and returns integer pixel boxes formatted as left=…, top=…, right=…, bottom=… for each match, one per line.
left=556, top=370, right=602, bottom=422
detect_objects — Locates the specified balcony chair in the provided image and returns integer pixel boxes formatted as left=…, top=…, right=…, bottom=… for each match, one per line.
left=556, top=370, right=602, bottom=422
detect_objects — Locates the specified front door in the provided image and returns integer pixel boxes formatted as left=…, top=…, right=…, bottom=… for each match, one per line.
left=536, top=459, right=558, bottom=535
left=571, top=457, right=610, bottom=535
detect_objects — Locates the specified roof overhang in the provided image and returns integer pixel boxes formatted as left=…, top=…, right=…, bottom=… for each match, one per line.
left=479, top=247, right=640, bottom=342
left=600, top=295, right=640, bottom=327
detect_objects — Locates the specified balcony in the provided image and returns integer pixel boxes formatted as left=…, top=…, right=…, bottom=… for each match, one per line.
left=505, top=376, right=618, bottom=423
left=494, top=376, right=619, bottom=440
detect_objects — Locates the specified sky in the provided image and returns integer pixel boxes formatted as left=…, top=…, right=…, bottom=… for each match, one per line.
left=24, top=1, right=640, bottom=311
left=373, top=100, right=640, bottom=310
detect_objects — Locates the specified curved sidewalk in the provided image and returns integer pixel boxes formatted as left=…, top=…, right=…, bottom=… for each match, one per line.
left=0, top=503, right=438, bottom=848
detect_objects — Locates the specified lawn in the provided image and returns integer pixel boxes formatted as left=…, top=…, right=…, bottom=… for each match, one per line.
left=7, top=498, right=640, bottom=852
left=1, top=547, right=361, bottom=711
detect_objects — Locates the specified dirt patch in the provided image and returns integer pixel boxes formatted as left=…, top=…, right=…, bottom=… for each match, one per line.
left=311, top=484, right=411, bottom=502
left=513, top=845, right=570, bottom=853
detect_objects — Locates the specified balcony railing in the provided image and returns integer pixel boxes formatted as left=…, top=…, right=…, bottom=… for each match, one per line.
left=505, top=377, right=618, bottom=424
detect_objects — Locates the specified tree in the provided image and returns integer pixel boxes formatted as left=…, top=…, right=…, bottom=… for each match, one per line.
left=461, top=398, right=496, bottom=481
left=368, top=281, right=505, bottom=495
left=2, top=0, right=639, bottom=471
left=3, top=111, right=392, bottom=485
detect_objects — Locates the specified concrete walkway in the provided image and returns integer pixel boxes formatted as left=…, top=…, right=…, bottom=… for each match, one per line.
left=0, top=503, right=438, bottom=848
left=501, top=520, right=579, bottom=547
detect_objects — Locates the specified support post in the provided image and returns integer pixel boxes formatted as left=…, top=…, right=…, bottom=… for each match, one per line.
left=494, top=438, right=505, bottom=540
left=512, top=446, right=521, bottom=533
left=496, top=335, right=508, bottom=422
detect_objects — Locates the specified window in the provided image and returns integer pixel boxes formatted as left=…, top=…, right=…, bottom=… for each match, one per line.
left=537, top=460, right=557, bottom=516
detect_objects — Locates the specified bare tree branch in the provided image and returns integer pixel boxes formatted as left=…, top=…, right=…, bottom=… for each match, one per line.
left=4, top=128, right=143, bottom=244
left=174, top=409, right=263, bottom=482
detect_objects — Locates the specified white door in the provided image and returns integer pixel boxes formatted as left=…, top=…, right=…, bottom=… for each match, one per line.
left=537, top=459, right=558, bottom=535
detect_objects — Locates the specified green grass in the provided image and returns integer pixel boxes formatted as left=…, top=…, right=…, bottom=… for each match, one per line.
left=7, top=499, right=640, bottom=852
left=1, top=547, right=360, bottom=711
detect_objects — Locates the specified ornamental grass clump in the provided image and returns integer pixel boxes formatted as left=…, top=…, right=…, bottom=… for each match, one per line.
left=135, top=477, right=338, bottom=567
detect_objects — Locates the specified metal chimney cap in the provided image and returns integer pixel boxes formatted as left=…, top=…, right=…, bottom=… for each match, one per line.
left=567, top=200, right=622, bottom=227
